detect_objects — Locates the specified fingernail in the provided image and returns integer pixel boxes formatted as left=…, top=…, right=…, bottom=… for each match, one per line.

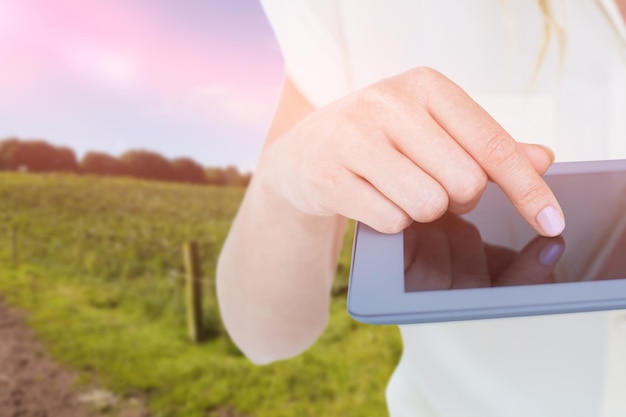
left=538, top=240, right=565, bottom=266
left=536, top=206, right=565, bottom=236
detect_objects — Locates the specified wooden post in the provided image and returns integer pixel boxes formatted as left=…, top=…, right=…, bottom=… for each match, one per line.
left=183, top=241, right=203, bottom=343
left=10, top=226, right=17, bottom=267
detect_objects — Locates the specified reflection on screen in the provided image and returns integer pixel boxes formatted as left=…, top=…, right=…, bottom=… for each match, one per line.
left=404, top=170, right=626, bottom=292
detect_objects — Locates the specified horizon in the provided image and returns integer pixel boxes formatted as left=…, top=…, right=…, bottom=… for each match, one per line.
left=0, top=0, right=284, bottom=171
left=0, top=135, right=254, bottom=172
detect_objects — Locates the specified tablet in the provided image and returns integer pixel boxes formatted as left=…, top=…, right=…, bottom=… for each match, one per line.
left=347, top=159, right=626, bottom=325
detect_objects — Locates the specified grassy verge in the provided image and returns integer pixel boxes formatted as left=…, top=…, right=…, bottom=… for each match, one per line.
left=0, top=173, right=401, bottom=417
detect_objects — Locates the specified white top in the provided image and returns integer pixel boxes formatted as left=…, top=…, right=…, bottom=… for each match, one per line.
left=261, top=1, right=626, bottom=416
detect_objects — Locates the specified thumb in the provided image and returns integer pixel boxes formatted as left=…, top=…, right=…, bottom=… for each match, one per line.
left=519, top=143, right=555, bottom=175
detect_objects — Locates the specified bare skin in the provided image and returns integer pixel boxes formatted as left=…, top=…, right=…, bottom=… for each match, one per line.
left=216, top=68, right=564, bottom=365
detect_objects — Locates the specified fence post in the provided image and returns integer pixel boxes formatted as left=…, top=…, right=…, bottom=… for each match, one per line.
left=10, top=226, right=17, bottom=267
left=183, top=241, right=203, bottom=343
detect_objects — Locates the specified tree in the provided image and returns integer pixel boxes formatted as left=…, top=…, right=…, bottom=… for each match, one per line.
left=205, top=167, right=227, bottom=186
left=223, top=165, right=251, bottom=187
left=205, top=166, right=251, bottom=187
left=81, top=151, right=127, bottom=176
left=171, top=157, right=207, bottom=184
left=119, top=149, right=174, bottom=181
left=51, top=146, right=79, bottom=172
left=0, top=138, right=251, bottom=187
left=18, top=140, right=56, bottom=171
left=0, top=138, right=78, bottom=172
left=0, top=138, right=21, bottom=170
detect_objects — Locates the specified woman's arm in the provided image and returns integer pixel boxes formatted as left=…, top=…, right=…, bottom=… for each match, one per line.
left=216, top=78, right=347, bottom=365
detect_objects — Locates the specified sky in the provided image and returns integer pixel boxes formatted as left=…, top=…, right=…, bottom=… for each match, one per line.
left=0, top=0, right=285, bottom=170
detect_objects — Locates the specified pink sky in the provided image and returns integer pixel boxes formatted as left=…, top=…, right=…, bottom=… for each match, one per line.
left=0, top=0, right=284, bottom=169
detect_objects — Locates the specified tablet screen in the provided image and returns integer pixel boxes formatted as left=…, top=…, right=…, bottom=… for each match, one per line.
left=348, top=160, right=626, bottom=324
left=403, top=209, right=626, bottom=293
left=404, top=168, right=626, bottom=291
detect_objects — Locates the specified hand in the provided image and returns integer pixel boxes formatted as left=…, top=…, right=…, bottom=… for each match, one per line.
left=403, top=213, right=565, bottom=291
left=257, top=68, right=565, bottom=236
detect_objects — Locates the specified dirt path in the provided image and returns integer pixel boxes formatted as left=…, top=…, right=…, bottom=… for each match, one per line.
left=0, top=299, right=150, bottom=417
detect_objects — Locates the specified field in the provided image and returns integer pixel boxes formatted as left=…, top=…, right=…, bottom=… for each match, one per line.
left=0, top=172, right=402, bottom=417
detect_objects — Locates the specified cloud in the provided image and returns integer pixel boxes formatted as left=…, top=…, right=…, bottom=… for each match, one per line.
left=0, top=0, right=283, bottom=96
left=193, top=84, right=276, bottom=127
left=154, top=84, right=278, bottom=130
left=64, top=43, right=139, bottom=89
left=0, top=1, right=19, bottom=39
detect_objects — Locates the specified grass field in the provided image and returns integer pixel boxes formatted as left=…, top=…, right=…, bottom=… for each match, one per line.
left=0, top=172, right=402, bottom=417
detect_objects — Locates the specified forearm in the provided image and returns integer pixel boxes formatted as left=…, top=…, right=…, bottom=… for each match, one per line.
left=216, top=171, right=347, bottom=364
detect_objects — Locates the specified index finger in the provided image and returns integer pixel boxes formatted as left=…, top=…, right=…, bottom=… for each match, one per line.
left=411, top=68, right=565, bottom=237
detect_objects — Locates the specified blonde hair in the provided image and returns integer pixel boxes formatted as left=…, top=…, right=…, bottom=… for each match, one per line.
left=531, top=0, right=566, bottom=87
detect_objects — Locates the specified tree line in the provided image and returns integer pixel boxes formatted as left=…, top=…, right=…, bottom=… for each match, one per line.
left=0, top=138, right=251, bottom=187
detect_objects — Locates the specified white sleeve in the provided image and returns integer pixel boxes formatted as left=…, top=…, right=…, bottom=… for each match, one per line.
left=260, top=0, right=352, bottom=108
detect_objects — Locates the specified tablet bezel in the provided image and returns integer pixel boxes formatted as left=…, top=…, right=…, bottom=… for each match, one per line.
left=347, top=159, right=626, bottom=325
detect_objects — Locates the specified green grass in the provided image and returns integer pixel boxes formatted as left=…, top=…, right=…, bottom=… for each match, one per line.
left=0, top=173, right=401, bottom=417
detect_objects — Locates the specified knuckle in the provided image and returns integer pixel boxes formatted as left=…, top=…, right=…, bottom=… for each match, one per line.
left=481, top=129, right=518, bottom=166
left=384, top=210, right=413, bottom=233
left=376, top=210, right=412, bottom=234
left=355, top=83, right=400, bottom=113
left=411, top=190, right=449, bottom=223
left=516, top=184, right=551, bottom=209
left=355, top=84, right=385, bottom=106
left=404, top=66, right=445, bottom=94
left=451, top=169, right=488, bottom=206
left=449, top=198, right=480, bottom=215
left=406, top=66, right=441, bottom=84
